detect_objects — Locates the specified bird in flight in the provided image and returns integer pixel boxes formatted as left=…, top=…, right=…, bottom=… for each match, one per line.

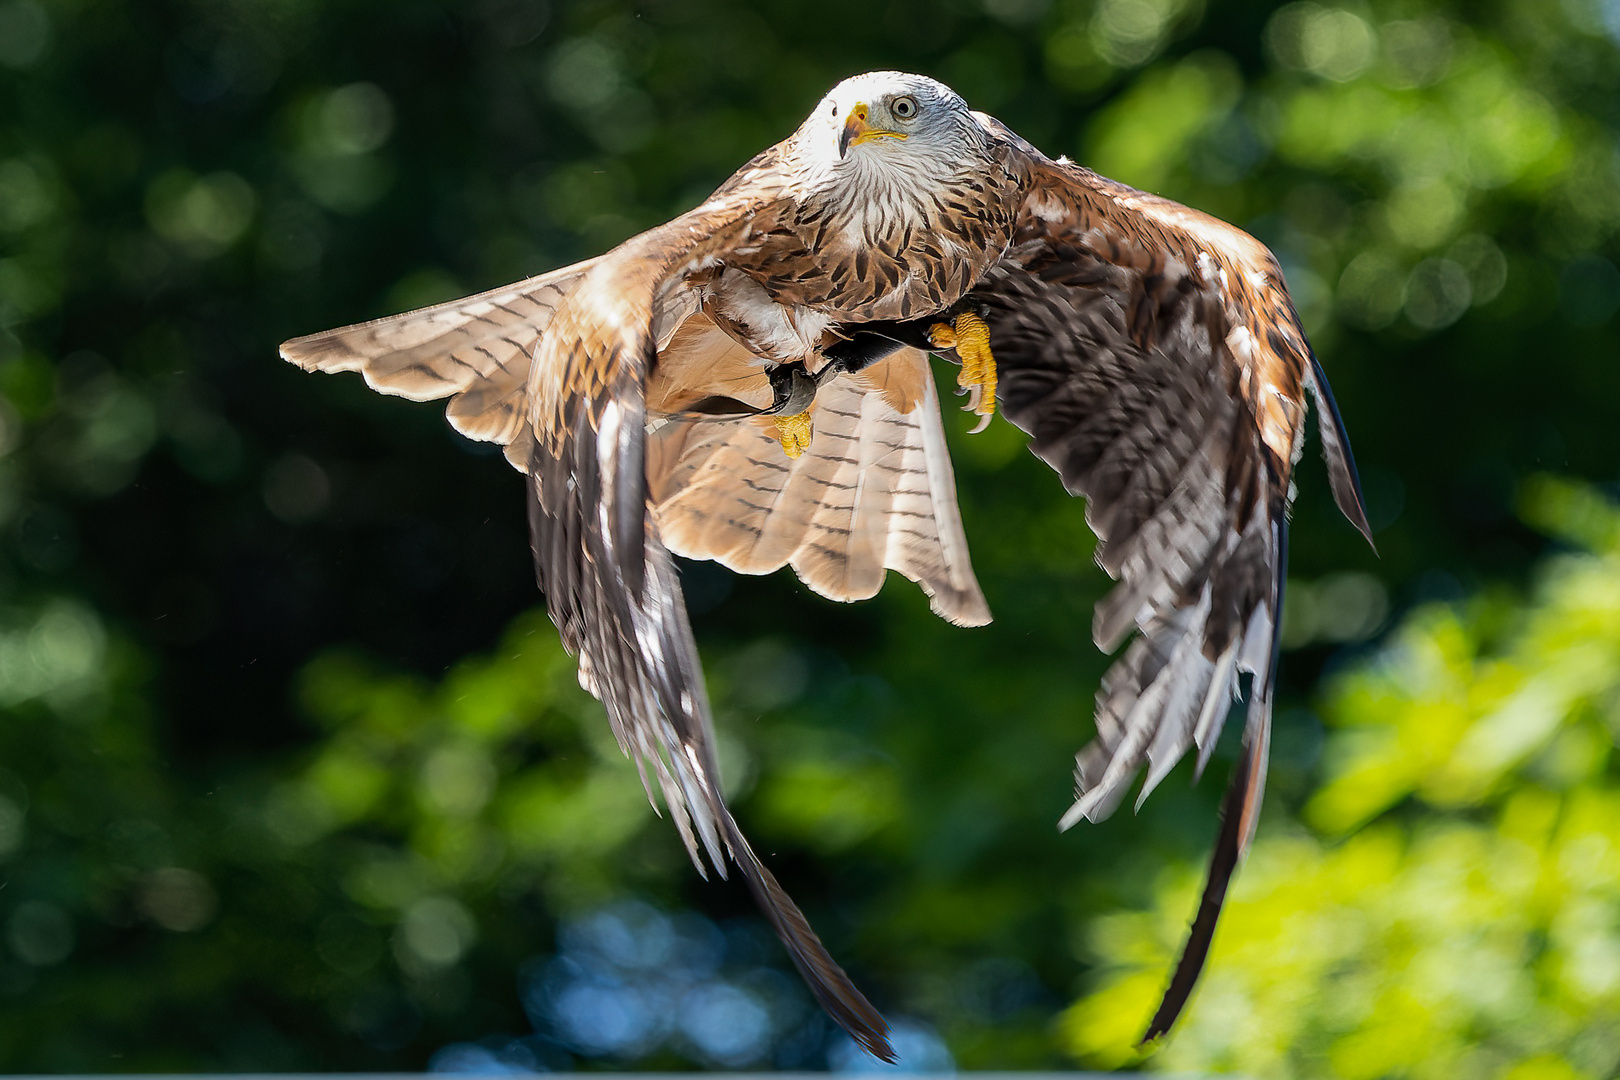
left=281, top=70, right=1372, bottom=1062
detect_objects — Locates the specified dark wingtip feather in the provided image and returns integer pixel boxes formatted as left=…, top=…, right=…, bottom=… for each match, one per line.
left=1138, top=721, right=1267, bottom=1046
left=720, top=816, right=896, bottom=1063
left=1307, top=355, right=1375, bottom=552
left=531, top=380, right=888, bottom=1059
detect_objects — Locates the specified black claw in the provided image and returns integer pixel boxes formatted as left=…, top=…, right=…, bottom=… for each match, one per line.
left=821, top=320, right=942, bottom=378
left=825, top=294, right=993, bottom=377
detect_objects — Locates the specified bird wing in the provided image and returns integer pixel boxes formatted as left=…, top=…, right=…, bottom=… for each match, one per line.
left=971, top=135, right=1371, bottom=1037
left=280, top=162, right=895, bottom=1061
left=280, top=258, right=605, bottom=472
left=649, top=331, right=989, bottom=628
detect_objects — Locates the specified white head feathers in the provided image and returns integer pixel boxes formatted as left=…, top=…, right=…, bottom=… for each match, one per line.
left=789, top=71, right=991, bottom=217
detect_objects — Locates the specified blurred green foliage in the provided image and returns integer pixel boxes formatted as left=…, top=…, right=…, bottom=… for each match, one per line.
left=1069, top=479, right=1620, bottom=1077
left=0, top=0, right=1617, bottom=1071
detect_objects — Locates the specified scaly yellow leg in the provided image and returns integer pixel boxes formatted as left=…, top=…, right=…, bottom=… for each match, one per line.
left=928, top=311, right=997, bottom=433
left=773, top=410, right=813, bottom=459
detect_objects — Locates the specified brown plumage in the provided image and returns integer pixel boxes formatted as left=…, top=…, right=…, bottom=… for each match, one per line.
left=280, top=70, right=1371, bottom=1059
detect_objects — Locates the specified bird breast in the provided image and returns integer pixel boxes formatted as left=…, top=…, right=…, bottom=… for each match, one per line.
left=719, top=169, right=1019, bottom=328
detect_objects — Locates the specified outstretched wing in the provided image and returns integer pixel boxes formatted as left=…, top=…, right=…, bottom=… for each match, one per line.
left=280, top=161, right=896, bottom=1061
left=649, top=338, right=989, bottom=627
left=972, top=145, right=1372, bottom=1037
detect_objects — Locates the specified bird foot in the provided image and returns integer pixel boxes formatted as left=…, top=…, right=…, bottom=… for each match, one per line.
left=773, top=410, right=813, bottom=458
left=929, top=311, right=997, bottom=433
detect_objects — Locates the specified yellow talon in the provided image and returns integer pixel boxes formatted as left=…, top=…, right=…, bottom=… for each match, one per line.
left=773, top=410, right=813, bottom=459
left=928, top=311, right=997, bottom=432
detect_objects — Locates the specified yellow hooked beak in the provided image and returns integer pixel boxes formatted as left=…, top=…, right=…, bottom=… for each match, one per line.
left=839, top=102, right=908, bottom=158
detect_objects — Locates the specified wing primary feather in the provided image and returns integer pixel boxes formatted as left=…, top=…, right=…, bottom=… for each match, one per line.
left=599, top=393, right=650, bottom=600
left=1140, top=513, right=1286, bottom=1044
left=1191, top=644, right=1240, bottom=780
left=662, top=545, right=895, bottom=1059
left=650, top=533, right=895, bottom=1058
left=957, top=132, right=1364, bottom=1046
left=1306, top=354, right=1374, bottom=550
left=1135, top=617, right=1217, bottom=809
left=718, top=814, right=897, bottom=1063
left=1138, top=699, right=1271, bottom=1045
left=532, top=411, right=893, bottom=1057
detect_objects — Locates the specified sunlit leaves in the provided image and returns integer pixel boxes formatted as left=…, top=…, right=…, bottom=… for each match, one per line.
left=754, top=758, right=903, bottom=853
left=544, top=36, right=657, bottom=153
left=1335, top=247, right=1408, bottom=328
left=1065, top=0, right=1600, bottom=343
left=1091, top=0, right=1204, bottom=67
left=1280, top=570, right=1389, bottom=649
left=0, top=600, right=106, bottom=708
left=273, top=611, right=674, bottom=927
left=1267, top=27, right=1565, bottom=198
left=1068, top=481, right=1620, bottom=1077
left=30, top=358, right=158, bottom=497
left=396, top=896, right=477, bottom=972
left=1403, top=255, right=1472, bottom=329
left=312, top=84, right=396, bottom=157
left=1236, top=11, right=1585, bottom=337
left=1266, top=3, right=1380, bottom=83
left=1045, top=0, right=1204, bottom=90
left=137, top=867, right=218, bottom=933
left=1084, top=51, right=1243, bottom=193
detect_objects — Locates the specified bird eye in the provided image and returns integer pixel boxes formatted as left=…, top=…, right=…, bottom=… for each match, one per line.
left=891, top=95, right=919, bottom=120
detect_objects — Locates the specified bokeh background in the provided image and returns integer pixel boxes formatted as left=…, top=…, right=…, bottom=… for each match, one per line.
left=2, top=0, right=1620, bottom=1073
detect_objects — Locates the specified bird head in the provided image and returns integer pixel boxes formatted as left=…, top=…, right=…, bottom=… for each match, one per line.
left=809, top=71, right=980, bottom=166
